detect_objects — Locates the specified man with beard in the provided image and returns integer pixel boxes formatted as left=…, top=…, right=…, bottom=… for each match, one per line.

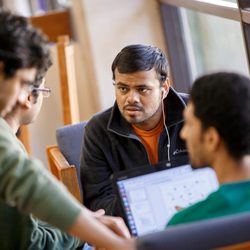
left=81, top=44, right=189, bottom=217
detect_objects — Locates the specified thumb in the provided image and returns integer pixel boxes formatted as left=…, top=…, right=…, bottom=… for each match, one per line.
left=92, top=209, right=105, bottom=218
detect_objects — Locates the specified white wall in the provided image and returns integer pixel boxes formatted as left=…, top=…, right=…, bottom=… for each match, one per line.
left=2, top=0, right=30, bottom=16
left=21, top=0, right=167, bottom=165
left=76, top=0, right=166, bottom=110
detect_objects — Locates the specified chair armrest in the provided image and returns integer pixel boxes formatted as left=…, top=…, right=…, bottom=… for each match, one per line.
left=136, top=212, right=250, bottom=250
left=216, top=241, right=250, bottom=250
left=46, top=145, right=82, bottom=203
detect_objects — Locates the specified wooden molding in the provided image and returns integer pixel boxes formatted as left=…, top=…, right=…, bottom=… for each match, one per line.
left=30, top=9, right=72, bottom=42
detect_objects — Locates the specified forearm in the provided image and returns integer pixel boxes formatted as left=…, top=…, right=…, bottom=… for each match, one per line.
left=0, top=143, right=81, bottom=231
left=68, top=207, right=135, bottom=250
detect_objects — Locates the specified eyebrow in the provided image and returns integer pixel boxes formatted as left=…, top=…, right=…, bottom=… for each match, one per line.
left=115, top=82, right=127, bottom=86
left=115, top=82, right=149, bottom=88
left=21, top=80, right=34, bottom=86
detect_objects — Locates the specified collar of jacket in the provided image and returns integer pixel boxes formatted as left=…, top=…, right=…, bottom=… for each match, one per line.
left=107, top=87, right=187, bottom=138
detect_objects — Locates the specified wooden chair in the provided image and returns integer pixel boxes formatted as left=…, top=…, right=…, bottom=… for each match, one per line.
left=45, top=34, right=81, bottom=200
left=46, top=122, right=86, bottom=203
left=47, top=145, right=82, bottom=202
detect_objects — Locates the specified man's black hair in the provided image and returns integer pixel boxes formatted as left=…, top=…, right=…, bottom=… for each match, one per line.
left=111, top=44, right=168, bottom=86
left=0, top=8, right=51, bottom=81
left=191, top=72, right=250, bottom=159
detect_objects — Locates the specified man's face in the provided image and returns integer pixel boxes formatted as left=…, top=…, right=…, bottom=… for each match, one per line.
left=0, top=67, right=37, bottom=117
left=21, top=78, right=46, bottom=125
left=181, top=102, right=209, bottom=168
left=114, top=68, right=167, bottom=130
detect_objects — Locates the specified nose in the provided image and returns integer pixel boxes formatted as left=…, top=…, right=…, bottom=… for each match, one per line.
left=126, top=89, right=140, bottom=104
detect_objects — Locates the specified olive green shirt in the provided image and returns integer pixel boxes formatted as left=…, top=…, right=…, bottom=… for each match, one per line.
left=167, top=180, right=250, bottom=226
left=0, top=117, right=82, bottom=249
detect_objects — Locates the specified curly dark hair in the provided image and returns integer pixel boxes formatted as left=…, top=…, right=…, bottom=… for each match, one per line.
left=191, top=72, right=250, bottom=160
left=111, top=44, right=168, bottom=86
left=0, top=8, right=51, bottom=83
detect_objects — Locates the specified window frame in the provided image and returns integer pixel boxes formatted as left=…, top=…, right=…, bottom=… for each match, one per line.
left=158, top=0, right=250, bottom=91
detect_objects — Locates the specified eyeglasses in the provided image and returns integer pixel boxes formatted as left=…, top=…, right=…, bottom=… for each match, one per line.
left=32, top=87, right=51, bottom=98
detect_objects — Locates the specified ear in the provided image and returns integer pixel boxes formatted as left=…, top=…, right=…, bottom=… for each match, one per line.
left=204, top=127, right=221, bottom=153
left=161, top=78, right=170, bottom=98
left=19, top=94, right=32, bottom=110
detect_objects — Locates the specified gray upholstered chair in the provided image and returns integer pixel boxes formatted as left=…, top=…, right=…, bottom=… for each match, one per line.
left=47, top=122, right=87, bottom=203
left=137, top=212, right=250, bottom=250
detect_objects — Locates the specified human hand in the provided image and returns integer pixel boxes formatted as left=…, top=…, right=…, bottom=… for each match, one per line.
left=97, top=215, right=131, bottom=239
left=175, top=205, right=184, bottom=211
left=84, top=209, right=132, bottom=249
left=92, top=217, right=134, bottom=250
left=91, top=209, right=105, bottom=218
left=89, top=210, right=130, bottom=238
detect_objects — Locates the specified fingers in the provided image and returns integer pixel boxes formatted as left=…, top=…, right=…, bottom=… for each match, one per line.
left=92, top=209, right=105, bottom=218
left=98, top=216, right=131, bottom=239
left=175, top=205, right=184, bottom=211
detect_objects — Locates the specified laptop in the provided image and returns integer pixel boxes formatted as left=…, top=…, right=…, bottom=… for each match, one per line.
left=113, top=161, right=218, bottom=236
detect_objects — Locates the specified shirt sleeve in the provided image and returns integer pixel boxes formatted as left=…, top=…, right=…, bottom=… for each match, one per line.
left=0, top=133, right=82, bottom=232
left=30, top=218, right=83, bottom=249
left=80, top=123, right=119, bottom=216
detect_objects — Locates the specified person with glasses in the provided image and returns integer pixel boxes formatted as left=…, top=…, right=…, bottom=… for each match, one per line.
left=5, top=77, right=51, bottom=132
left=80, top=44, right=189, bottom=218
left=32, top=84, right=51, bottom=98
left=0, top=8, right=134, bottom=250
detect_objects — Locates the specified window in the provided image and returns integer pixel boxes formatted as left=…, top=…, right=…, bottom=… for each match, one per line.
left=159, top=0, right=250, bottom=91
left=184, top=9, right=248, bottom=80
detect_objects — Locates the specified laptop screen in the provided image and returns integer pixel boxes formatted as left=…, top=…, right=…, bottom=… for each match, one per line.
left=114, top=164, right=218, bottom=236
